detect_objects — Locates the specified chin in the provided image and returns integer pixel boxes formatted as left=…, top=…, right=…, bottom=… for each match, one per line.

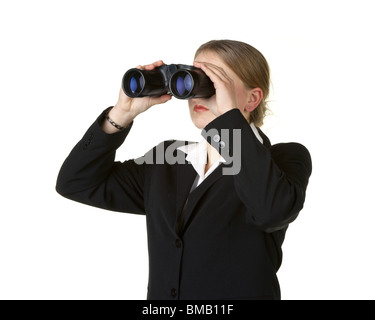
left=189, top=109, right=215, bottom=130
left=190, top=115, right=211, bottom=130
left=193, top=123, right=206, bottom=130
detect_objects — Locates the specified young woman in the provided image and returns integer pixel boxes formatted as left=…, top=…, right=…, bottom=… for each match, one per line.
left=56, top=40, right=312, bottom=300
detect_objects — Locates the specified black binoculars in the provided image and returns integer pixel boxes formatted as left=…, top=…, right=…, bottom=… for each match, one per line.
left=122, top=64, right=215, bottom=100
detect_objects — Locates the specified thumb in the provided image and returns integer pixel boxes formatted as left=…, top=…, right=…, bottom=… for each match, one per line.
left=150, top=94, right=172, bottom=106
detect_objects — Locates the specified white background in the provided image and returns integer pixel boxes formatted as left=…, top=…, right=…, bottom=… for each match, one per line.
left=1, top=0, right=374, bottom=300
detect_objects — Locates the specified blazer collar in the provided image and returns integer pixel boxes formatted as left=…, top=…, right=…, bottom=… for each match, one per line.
left=257, top=127, right=271, bottom=148
left=174, top=151, right=197, bottom=234
left=173, top=126, right=271, bottom=235
left=178, top=163, right=225, bottom=235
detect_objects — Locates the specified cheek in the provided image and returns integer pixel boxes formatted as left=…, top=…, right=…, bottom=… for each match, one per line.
left=235, top=88, right=249, bottom=108
left=188, top=100, right=194, bottom=109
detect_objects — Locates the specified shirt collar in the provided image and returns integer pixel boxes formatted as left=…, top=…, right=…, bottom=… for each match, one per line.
left=177, top=122, right=263, bottom=179
left=178, top=139, right=212, bottom=179
left=250, top=122, right=263, bottom=144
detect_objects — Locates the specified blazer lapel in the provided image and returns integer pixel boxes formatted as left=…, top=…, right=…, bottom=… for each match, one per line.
left=258, top=128, right=271, bottom=148
left=174, top=129, right=271, bottom=235
left=174, top=152, right=197, bottom=234
left=179, top=163, right=225, bottom=235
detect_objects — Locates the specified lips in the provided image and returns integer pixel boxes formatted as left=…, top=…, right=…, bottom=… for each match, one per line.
left=193, top=104, right=209, bottom=112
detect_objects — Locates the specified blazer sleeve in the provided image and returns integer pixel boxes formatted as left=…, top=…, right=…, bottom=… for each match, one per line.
left=202, top=109, right=312, bottom=232
left=56, top=108, right=146, bottom=215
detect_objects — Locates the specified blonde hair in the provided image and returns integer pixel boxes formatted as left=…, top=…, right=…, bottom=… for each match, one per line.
left=195, top=40, right=271, bottom=127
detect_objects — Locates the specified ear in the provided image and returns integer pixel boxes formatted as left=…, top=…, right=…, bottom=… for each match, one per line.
left=245, top=88, right=263, bottom=112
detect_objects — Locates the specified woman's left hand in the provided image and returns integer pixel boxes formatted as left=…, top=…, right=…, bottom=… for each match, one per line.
left=193, top=61, right=238, bottom=117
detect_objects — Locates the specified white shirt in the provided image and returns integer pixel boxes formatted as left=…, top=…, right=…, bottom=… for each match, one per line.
left=177, top=122, right=263, bottom=192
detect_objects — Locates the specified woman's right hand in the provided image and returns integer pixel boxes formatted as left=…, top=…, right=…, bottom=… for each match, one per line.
left=116, top=60, right=172, bottom=115
left=102, top=60, right=172, bottom=133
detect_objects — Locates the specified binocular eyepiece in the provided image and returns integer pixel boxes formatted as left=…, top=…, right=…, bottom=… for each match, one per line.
left=122, top=64, right=215, bottom=100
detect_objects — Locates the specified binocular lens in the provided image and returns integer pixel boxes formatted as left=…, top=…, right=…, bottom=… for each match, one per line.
left=128, top=72, right=144, bottom=95
left=170, top=71, right=196, bottom=98
left=176, top=74, right=193, bottom=96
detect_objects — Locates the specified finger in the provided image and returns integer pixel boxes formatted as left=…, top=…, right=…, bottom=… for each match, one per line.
left=148, top=94, right=172, bottom=106
left=144, top=60, right=164, bottom=70
left=136, top=60, right=164, bottom=70
left=197, top=61, right=231, bottom=81
left=153, top=60, right=164, bottom=67
left=194, top=61, right=224, bottom=80
left=194, top=61, right=228, bottom=85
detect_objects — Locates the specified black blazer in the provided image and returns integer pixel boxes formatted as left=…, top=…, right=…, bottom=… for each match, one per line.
left=56, top=108, right=312, bottom=300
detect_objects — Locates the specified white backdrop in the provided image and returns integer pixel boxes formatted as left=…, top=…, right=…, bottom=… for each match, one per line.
left=1, top=0, right=374, bottom=300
